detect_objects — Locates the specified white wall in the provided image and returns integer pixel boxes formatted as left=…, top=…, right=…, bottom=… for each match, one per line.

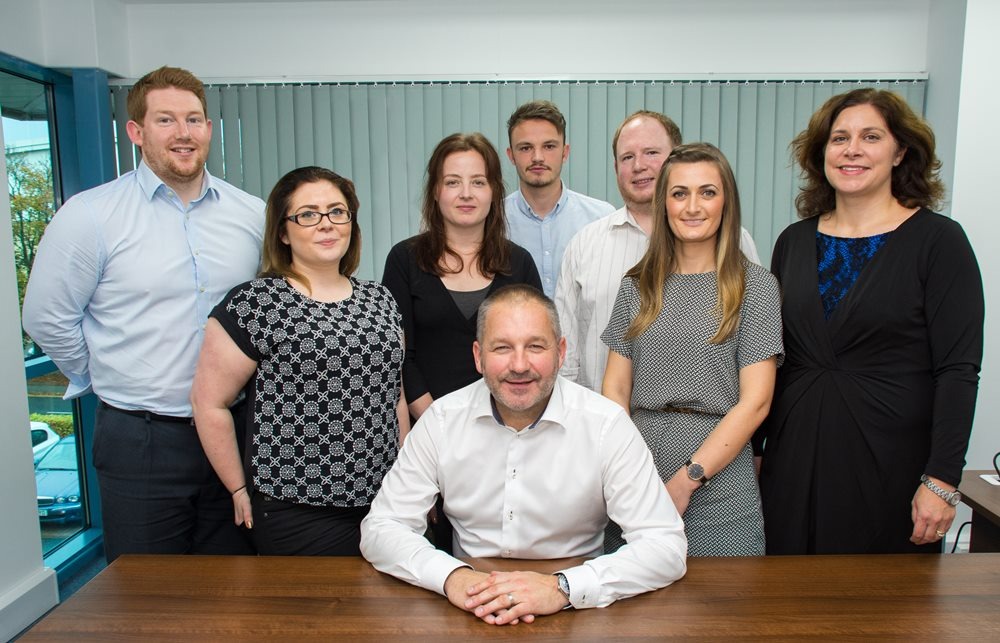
left=0, top=0, right=130, bottom=76
left=950, top=0, right=999, bottom=472
left=0, top=114, right=58, bottom=643
left=0, top=0, right=45, bottom=66
left=41, top=0, right=129, bottom=76
left=121, top=0, right=930, bottom=81
left=924, top=0, right=966, bottom=205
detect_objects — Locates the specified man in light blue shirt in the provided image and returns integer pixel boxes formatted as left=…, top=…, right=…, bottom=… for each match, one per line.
left=23, top=66, right=264, bottom=562
left=504, top=101, right=615, bottom=297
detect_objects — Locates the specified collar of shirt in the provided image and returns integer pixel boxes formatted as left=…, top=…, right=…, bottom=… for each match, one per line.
left=477, top=378, right=567, bottom=432
left=487, top=394, right=546, bottom=431
left=135, top=159, right=219, bottom=207
left=609, top=206, right=646, bottom=234
left=510, top=182, right=568, bottom=221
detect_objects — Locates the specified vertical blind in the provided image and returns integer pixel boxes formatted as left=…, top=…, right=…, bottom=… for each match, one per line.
left=111, top=79, right=926, bottom=279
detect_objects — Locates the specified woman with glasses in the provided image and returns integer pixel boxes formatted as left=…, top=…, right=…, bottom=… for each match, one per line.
left=381, top=133, right=541, bottom=552
left=192, top=166, right=407, bottom=556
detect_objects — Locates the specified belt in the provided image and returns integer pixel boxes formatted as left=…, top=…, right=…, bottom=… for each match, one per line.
left=661, top=405, right=707, bottom=415
left=100, top=401, right=194, bottom=425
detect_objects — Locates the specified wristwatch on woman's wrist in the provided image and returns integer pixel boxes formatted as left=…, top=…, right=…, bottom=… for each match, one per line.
left=920, top=474, right=962, bottom=506
left=686, top=459, right=710, bottom=486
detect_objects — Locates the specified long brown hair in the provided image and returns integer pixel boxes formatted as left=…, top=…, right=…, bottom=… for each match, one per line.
left=625, top=143, right=745, bottom=344
left=413, top=133, right=510, bottom=277
left=791, top=88, right=944, bottom=218
left=260, top=166, right=362, bottom=292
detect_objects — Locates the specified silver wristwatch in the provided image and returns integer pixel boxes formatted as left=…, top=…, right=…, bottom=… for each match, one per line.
left=920, top=474, right=962, bottom=507
left=554, top=572, right=570, bottom=599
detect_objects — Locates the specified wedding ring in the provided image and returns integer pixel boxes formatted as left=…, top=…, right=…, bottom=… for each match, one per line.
left=936, top=530, right=946, bottom=538
left=506, top=593, right=514, bottom=607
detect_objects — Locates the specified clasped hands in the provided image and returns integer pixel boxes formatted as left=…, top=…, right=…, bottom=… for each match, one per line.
left=444, top=567, right=569, bottom=626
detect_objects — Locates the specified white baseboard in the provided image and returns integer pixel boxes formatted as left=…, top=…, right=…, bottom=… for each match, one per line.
left=0, top=565, right=58, bottom=641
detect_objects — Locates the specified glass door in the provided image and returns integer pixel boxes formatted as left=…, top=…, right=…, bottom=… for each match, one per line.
left=2, top=69, right=87, bottom=555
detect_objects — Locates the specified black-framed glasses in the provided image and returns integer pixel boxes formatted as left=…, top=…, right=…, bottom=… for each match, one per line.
left=285, top=208, right=353, bottom=227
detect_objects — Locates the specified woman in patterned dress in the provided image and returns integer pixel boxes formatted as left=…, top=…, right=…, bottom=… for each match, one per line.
left=191, top=166, right=407, bottom=556
left=602, top=143, right=783, bottom=556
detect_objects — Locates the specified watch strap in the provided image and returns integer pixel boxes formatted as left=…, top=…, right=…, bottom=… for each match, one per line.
left=920, top=474, right=961, bottom=506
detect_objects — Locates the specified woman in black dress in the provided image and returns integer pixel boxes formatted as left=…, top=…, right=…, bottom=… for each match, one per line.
left=192, top=167, right=407, bottom=555
left=381, top=133, right=541, bottom=550
left=759, top=89, right=984, bottom=554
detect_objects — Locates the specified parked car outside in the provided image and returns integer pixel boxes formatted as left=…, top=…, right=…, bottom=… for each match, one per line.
left=31, top=421, right=60, bottom=465
left=35, top=436, right=82, bottom=522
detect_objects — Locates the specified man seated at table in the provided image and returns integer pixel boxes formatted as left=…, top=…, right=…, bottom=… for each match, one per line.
left=361, top=285, right=687, bottom=626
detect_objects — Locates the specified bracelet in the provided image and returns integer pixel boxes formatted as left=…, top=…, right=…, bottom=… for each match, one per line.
left=231, top=485, right=247, bottom=497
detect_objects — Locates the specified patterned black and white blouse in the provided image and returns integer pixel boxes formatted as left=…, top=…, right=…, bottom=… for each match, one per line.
left=211, top=277, right=404, bottom=508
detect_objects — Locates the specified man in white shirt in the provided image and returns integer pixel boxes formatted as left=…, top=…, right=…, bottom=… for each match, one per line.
left=504, top=100, right=615, bottom=296
left=361, top=285, right=686, bottom=626
left=555, top=111, right=761, bottom=391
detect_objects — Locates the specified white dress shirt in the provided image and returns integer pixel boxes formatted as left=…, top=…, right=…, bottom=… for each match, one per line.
left=555, top=207, right=761, bottom=391
left=22, top=161, right=264, bottom=415
left=360, top=376, right=687, bottom=609
left=505, top=184, right=615, bottom=297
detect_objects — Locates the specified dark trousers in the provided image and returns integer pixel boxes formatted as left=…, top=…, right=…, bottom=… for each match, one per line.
left=250, top=493, right=369, bottom=556
left=93, top=404, right=254, bottom=562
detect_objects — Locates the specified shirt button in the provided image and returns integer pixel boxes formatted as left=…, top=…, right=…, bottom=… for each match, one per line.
left=199, top=287, right=206, bottom=293
left=502, top=549, right=512, bottom=558
left=508, top=511, right=514, bottom=521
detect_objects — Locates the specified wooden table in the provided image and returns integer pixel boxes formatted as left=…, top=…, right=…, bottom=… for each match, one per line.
left=25, top=553, right=1000, bottom=640
left=962, top=469, right=1000, bottom=552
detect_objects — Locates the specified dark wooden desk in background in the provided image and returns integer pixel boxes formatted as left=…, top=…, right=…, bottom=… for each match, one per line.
left=24, top=553, right=1000, bottom=640
left=962, top=469, right=1000, bottom=552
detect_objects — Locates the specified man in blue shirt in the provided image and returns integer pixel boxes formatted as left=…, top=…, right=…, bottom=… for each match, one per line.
left=504, top=101, right=615, bottom=297
left=23, top=66, right=264, bottom=562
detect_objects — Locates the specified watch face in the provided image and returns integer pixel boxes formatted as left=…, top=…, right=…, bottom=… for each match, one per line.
left=688, top=462, right=705, bottom=481
left=949, top=492, right=962, bottom=506
left=556, top=573, right=570, bottom=596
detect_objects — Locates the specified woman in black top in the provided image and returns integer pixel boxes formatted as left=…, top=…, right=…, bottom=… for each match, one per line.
left=758, top=89, right=984, bottom=554
left=383, top=133, right=541, bottom=417
left=192, top=166, right=407, bottom=556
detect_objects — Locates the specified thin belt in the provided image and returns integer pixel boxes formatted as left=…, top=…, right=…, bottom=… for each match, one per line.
left=660, top=405, right=710, bottom=415
left=100, top=400, right=194, bottom=425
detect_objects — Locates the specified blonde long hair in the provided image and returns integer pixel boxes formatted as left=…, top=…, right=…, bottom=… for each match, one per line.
left=625, top=143, right=745, bottom=343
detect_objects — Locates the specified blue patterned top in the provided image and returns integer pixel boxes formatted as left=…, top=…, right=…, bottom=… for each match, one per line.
left=816, top=231, right=892, bottom=319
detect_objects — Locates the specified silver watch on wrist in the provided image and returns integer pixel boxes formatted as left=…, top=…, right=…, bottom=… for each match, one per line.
left=554, top=572, right=570, bottom=599
left=920, top=474, right=962, bottom=506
